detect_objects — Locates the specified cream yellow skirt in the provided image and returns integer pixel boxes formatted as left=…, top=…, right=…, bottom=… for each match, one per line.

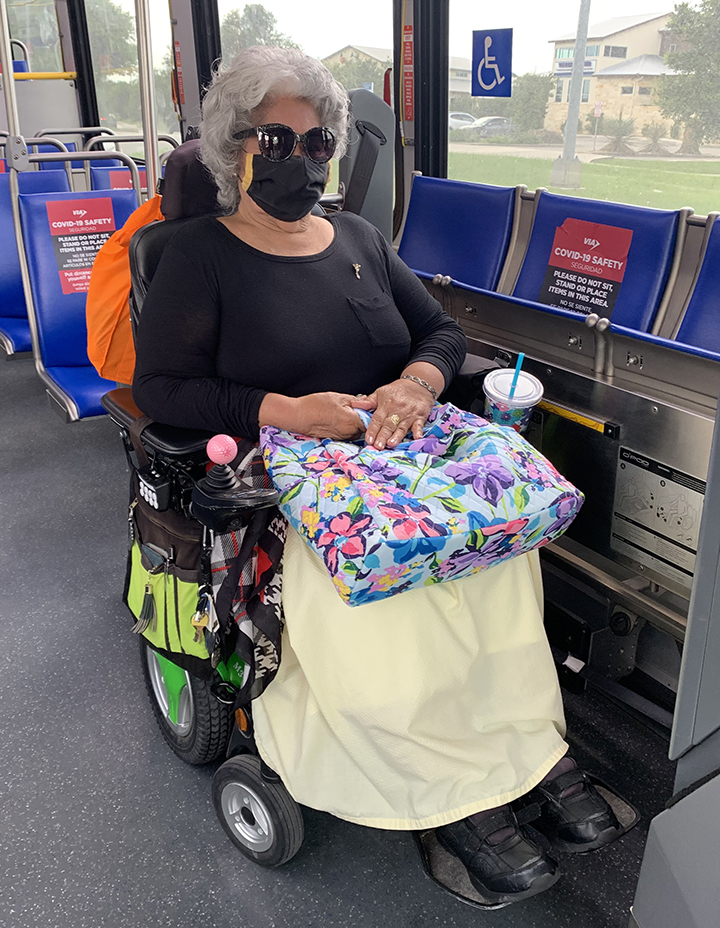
left=252, top=528, right=568, bottom=830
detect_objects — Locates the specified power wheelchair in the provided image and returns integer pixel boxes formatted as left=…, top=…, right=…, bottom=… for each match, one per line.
left=101, top=154, right=497, bottom=869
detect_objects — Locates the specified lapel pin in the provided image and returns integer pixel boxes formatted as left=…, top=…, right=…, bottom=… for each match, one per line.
left=353, top=263, right=361, bottom=279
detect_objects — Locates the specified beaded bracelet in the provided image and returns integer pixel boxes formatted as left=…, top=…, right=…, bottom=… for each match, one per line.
left=402, top=374, right=438, bottom=402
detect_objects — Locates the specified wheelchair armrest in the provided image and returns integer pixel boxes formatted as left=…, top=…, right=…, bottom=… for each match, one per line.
left=101, top=388, right=215, bottom=458
left=442, top=353, right=499, bottom=411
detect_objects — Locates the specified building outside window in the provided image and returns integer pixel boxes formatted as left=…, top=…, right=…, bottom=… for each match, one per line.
left=555, top=79, right=564, bottom=103
left=556, top=47, right=574, bottom=58
left=604, top=45, right=628, bottom=58
left=638, top=86, right=651, bottom=95
left=582, top=78, right=590, bottom=103
left=621, top=85, right=634, bottom=94
left=586, top=44, right=600, bottom=57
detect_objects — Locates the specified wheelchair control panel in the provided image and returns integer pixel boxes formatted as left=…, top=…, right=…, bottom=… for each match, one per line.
left=190, top=434, right=278, bottom=532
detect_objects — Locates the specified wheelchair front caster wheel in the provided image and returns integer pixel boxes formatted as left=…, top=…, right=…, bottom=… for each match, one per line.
left=212, top=754, right=304, bottom=866
left=140, top=639, right=232, bottom=765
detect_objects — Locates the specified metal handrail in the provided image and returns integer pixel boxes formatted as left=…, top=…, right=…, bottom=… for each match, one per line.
left=0, top=136, right=72, bottom=185
left=13, top=71, right=77, bottom=81
left=84, top=133, right=178, bottom=150
left=0, top=0, right=21, bottom=138
left=39, top=126, right=116, bottom=140
left=27, top=150, right=142, bottom=202
left=10, top=38, right=29, bottom=64
left=84, top=135, right=177, bottom=193
left=134, top=0, right=159, bottom=197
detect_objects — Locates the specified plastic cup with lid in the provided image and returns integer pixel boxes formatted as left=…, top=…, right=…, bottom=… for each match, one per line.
left=482, top=368, right=544, bottom=433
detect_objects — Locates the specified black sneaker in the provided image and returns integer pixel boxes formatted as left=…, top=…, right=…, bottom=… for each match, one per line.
left=435, top=807, right=560, bottom=905
left=527, top=768, right=622, bottom=853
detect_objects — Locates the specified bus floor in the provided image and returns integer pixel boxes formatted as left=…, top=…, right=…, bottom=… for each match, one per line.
left=0, top=354, right=675, bottom=928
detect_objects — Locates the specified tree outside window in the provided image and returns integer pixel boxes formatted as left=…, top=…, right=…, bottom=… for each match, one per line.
left=657, top=0, right=720, bottom=154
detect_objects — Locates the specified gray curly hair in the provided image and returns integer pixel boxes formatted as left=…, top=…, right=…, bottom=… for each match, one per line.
left=200, top=45, right=350, bottom=214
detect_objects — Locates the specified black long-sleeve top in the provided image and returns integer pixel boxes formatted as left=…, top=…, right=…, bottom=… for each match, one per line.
left=133, top=212, right=467, bottom=440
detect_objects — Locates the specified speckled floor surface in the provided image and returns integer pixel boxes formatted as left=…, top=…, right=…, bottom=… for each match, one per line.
left=0, top=357, right=675, bottom=928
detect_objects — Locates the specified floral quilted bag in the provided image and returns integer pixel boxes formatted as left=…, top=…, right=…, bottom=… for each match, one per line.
left=260, top=403, right=583, bottom=606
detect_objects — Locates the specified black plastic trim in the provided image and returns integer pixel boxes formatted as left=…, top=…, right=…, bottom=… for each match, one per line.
left=414, top=0, right=449, bottom=177
left=190, top=0, right=222, bottom=99
left=66, top=0, right=100, bottom=128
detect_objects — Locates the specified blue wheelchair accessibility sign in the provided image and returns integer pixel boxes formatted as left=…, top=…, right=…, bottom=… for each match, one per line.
left=472, top=29, right=512, bottom=98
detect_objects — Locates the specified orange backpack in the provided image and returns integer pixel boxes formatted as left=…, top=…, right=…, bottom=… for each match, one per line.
left=86, top=194, right=164, bottom=385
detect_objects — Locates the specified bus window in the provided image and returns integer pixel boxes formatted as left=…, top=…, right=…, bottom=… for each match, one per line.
left=84, top=0, right=177, bottom=141
left=217, top=0, right=392, bottom=96
left=448, top=1, right=720, bottom=217
left=216, top=0, right=393, bottom=193
left=6, top=0, right=63, bottom=73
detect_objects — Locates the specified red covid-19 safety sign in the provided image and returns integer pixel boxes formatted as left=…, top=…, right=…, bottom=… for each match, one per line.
left=536, top=217, right=634, bottom=317
left=46, top=198, right=116, bottom=294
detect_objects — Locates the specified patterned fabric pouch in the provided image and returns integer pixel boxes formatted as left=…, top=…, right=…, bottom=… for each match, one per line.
left=260, top=403, right=583, bottom=606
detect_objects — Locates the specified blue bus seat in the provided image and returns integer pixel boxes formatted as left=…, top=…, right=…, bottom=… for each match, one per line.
left=398, top=176, right=518, bottom=291
left=37, top=142, right=82, bottom=172
left=0, top=171, right=71, bottom=356
left=90, top=163, right=163, bottom=191
left=18, top=189, right=137, bottom=418
left=676, top=220, right=720, bottom=353
left=512, top=192, right=682, bottom=332
left=609, top=323, right=720, bottom=367
left=0, top=60, right=28, bottom=72
left=37, top=142, right=122, bottom=172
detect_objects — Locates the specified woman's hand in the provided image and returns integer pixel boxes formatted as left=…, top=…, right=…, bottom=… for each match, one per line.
left=259, top=391, right=365, bottom=440
left=352, top=379, right=434, bottom=449
left=297, top=393, right=366, bottom=439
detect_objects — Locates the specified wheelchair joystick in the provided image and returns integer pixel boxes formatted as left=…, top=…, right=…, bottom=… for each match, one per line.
left=205, top=434, right=243, bottom=491
left=207, top=434, right=238, bottom=466
left=190, top=434, right=280, bottom=532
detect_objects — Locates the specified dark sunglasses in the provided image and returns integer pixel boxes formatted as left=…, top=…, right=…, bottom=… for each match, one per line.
left=234, top=123, right=336, bottom=164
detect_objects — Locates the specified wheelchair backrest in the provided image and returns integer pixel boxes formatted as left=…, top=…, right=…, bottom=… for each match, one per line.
left=129, top=217, right=195, bottom=330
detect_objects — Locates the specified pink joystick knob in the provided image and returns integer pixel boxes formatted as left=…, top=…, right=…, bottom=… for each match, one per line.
left=207, top=434, right=237, bottom=466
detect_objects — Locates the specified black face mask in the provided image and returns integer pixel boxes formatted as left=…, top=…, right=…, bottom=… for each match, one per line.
left=243, top=155, right=329, bottom=222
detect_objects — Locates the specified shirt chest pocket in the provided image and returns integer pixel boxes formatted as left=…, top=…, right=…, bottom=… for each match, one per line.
left=347, top=291, right=411, bottom=348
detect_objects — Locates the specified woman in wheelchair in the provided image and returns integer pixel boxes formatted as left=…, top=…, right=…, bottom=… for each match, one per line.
left=132, top=45, right=621, bottom=904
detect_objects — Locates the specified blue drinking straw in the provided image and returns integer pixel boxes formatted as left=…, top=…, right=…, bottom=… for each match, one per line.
left=508, top=352, right=525, bottom=401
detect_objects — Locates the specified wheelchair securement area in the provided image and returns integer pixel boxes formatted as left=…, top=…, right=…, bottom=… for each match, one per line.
left=400, top=174, right=720, bottom=789
left=400, top=178, right=720, bottom=652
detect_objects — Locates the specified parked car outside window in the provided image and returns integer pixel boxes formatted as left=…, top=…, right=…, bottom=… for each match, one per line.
left=458, top=116, right=513, bottom=138
left=448, top=111, right=476, bottom=130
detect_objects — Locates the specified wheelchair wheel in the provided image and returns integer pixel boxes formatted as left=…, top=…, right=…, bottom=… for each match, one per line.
left=212, top=754, right=304, bottom=866
left=140, top=639, right=232, bottom=765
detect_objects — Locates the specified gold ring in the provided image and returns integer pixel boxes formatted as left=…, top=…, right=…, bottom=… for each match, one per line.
left=389, top=413, right=401, bottom=427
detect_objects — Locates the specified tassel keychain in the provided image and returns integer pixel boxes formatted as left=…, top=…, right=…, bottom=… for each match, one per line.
left=133, top=580, right=156, bottom=634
